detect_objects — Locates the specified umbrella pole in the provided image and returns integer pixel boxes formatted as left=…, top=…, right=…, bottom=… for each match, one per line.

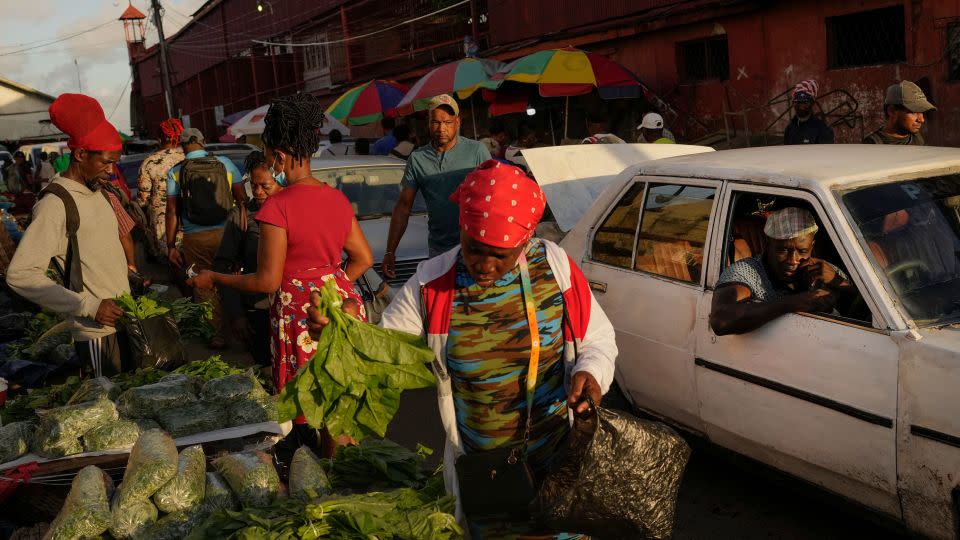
left=471, top=98, right=478, bottom=139
left=563, top=96, right=569, bottom=140
left=548, top=109, right=556, bottom=146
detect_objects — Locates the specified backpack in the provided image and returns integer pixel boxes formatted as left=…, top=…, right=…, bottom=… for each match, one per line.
left=40, top=183, right=110, bottom=293
left=179, top=156, right=232, bottom=225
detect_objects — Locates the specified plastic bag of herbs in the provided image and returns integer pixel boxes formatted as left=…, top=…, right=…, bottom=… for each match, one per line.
left=0, top=421, right=34, bottom=463
left=212, top=451, right=281, bottom=507
left=277, top=280, right=436, bottom=441
left=44, top=465, right=114, bottom=540
left=114, top=430, right=178, bottom=509
left=115, top=376, right=199, bottom=419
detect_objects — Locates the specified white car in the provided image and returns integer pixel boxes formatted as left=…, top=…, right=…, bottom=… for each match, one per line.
left=310, top=156, right=428, bottom=315
left=542, top=144, right=960, bottom=539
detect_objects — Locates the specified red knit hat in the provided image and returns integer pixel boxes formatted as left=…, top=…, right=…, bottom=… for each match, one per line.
left=450, top=160, right=546, bottom=249
left=48, top=93, right=122, bottom=152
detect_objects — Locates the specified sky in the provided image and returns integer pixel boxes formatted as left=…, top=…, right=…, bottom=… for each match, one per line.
left=0, top=0, right=207, bottom=134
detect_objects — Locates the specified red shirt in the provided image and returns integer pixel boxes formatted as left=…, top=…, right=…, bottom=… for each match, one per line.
left=255, top=183, right=355, bottom=277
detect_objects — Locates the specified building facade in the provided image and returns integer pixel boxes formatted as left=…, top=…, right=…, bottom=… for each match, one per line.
left=0, top=77, right=62, bottom=145
left=129, top=0, right=960, bottom=146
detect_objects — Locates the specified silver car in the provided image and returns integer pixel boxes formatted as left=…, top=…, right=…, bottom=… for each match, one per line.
left=310, top=156, right=428, bottom=315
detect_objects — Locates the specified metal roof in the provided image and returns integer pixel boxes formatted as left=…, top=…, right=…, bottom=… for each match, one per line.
left=634, top=145, right=960, bottom=190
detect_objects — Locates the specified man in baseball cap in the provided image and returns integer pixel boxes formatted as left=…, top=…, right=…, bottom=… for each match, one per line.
left=864, top=80, right=935, bottom=145
left=783, top=80, right=834, bottom=145
left=382, top=93, right=491, bottom=277
left=636, top=112, right=675, bottom=144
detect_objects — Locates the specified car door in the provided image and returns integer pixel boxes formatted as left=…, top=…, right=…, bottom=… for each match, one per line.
left=693, top=183, right=901, bottom=517
left=583, top=177, right=720, bottom=431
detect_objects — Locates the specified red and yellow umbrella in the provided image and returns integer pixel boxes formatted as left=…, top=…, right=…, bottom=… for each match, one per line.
left=485, top=47, right=645, bottom=99
left=325, top=80, right=409, bottom=126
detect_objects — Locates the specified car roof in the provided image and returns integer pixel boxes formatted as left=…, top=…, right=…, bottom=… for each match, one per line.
left=310, top=155, right=406, bottom=169
left=634, top=145, right=960, bottom=190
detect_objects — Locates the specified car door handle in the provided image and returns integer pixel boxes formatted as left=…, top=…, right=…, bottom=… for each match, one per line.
left=588, top=280, right=607, bottom=293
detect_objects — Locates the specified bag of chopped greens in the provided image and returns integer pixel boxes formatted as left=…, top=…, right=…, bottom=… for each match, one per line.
left=156, top=402, right=225, bottom=438
left=32, top=433, right=83, bottom=459
left=67, top=377, right=117, bottom=405
left=0, top=421, right=34, bottom=464
left=109, top=492, right=158, bottom=539
left=83, top=419, right=142, bottom=452
left=201, top=472, right=237, bottom=513
left=153, top=445, right=206, bottom=513
left=212, top=451, right=280, bottom=507
left=159, top=373, right=204, bottom=394
left=288, top=446, right=331, bottom=500
left=228, top=395, right=278, bottom=426
left=140, top=510, right=206, bottom=540
left=115, top=430, right=178, bottom=508
left=116, top=378, right=199, bottom=419
left=43, top=466, right=113, bottom=540
left=133, top=418, right=162, bottom=431
left=201, top=370, right=268, bottom=404
left=35, top=396, right=118, bottom=440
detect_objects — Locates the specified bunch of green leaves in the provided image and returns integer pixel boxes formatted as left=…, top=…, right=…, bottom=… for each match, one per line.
left=331, top=438, right=431, bottom=491
left=116, top=293, right=171, bottom=320
left=173, top=355, right=247, bottom=381
left=111, top=367, right=169, bottom=393
left=187, top=476, right=461, bottom=540
left=167, top=297, right=215, bottom=340
left=24, top=311, right=60, bottom=343
left=1, top=376, right=84, bottom=424
left=277, top=280, right=436, bottom=441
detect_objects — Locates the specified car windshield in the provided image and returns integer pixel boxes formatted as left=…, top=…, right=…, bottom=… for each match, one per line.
left=841, top=174, right=960, bottom=326
left=311, top=165, right=427, bottom=218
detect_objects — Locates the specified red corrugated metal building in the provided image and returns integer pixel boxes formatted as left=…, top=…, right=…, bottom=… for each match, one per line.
left=129, top=0, right=960, bottom=146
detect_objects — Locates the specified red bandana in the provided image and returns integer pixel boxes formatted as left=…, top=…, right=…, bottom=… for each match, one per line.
left=450, top=159, right=546, bottom=249
left=160, top=118, right=184, bottom=142
left=48, top=93, right=122, bottom=152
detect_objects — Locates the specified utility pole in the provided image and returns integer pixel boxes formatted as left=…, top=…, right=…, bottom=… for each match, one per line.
left=150, top=0, right=176, bottom=118
left=74, top=59, right=82, bottom=92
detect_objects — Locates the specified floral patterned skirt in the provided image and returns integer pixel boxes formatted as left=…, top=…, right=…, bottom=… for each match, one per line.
left=270, top=269, right=366, bottom=407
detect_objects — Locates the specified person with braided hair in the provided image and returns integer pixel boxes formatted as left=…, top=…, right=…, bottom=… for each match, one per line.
left=190, top=93, right=374, bottom=432
left=137, top=118, right=185, bottom=259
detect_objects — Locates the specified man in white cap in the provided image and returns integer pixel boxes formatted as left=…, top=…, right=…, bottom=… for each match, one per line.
left=709, top=207, right=854, bottom=335
left=783, top=80, right=834, bottom=145
left=864, top=80, right=935, bottom=145
left=636, top=112, right=675, bottom=144
left=382, top=94, right=490, bottom=276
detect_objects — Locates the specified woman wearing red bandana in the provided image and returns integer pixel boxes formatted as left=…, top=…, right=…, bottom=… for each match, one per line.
left=311, top=160, right=618, bottom=537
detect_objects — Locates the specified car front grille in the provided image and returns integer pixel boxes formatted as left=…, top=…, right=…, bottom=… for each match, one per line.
left=373, top=258, right=426, bottom=288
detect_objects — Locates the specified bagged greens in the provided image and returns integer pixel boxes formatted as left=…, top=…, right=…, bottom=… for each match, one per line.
left=201, top=472, right=237, bottom=513
left=43, top=465, right=113, bottom=540
left=153, top=445, right=206, bottom=513
left=288, top=446, right=331, bottom=500
left=156, top=401, right=225, bottom=437
left=133, top=418, right=162, bottom=431
left=201, top=371, right=268, bottom=404
left=35, top=396, right=118, bottom=440
left=140, top=510, right=206, bottom=540
left=277, top=280, right=436, bottom=441
left=83, top=419, right=142, bottom=452
left=159, top=373, right=205, bottom=394
left=66, top=377, right=116, bottom=405
left=116, top=377, right=198, bottom=419
left=228, top=395, right=278, bottom=426
left=109, top=493, right=158, bottom=539
left=32, top=434, right=83, bottom=459
left=0, top=421, right=33, bottom=464
left=49, top=343, right=76, bottom=366
left=115, top=430, right=178, bottom=508
left=212, top=451, right=280, bottom=507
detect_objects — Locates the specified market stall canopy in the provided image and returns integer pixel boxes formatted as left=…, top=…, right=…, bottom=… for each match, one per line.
left=396, top=58, right=506, bottom=114
left=485, top=47, right=647, bottom=99
left=325, top=80, right=409, bottom=126
left=220, top=109, right=251, bottom=127
left=229, top=105, right=350, bottom=137
left=522, top=143, right=714, bottom=232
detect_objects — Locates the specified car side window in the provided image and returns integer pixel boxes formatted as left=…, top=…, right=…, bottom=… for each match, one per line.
left=634, top=183, right=716, bottom=283
left=591, top=182, right=646, bottom=268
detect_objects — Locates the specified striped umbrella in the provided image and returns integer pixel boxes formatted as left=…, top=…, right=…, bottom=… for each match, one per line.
left=325, top=80, right=409, bottom=126
left=485, top=47, right=644, bottom=99
left=396, top=58, right=506, bottom=113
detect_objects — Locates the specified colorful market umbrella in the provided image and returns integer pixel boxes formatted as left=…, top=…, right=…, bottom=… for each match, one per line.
left=396, top=58, right=506, bottom=113
left=325, top=80, right=409, bottom=126
left=485, top=47, right=644, bottom=99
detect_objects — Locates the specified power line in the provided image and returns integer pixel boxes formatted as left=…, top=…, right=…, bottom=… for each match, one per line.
left=108, top=72, right=134, bottom=121
left=253, top=0, right=469, bottom=48
left=0, top=20, right=116, bottom=57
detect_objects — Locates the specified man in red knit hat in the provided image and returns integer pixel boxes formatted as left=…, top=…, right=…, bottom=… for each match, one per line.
left=7, top=93, right=133, bottom=376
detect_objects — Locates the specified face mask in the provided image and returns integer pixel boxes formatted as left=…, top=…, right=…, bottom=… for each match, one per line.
left=269, top=156, right=287, bottom=186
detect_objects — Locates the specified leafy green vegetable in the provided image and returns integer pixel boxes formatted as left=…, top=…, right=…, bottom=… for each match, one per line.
left=111, top=367, right=169, bottom=394
left=115, top=430, right=179, bottom=509
left=24, top=311, right=60, bottom=343
left=83, top=419, right=143, bottom=452
left=331, top=438, right=429, bottom=491
left=115, top=293, right=214, bottom=340
left=154, top=445, right=207, bottom=513
left=116, top=293, right=171, bottom=320
left=0, top=421, right=34, bottom=464
left=0, top=376, right=83, bottom=424
left=277, top=280, right=436, bottom=440
left=109, top=494, right=158, bottom=539
left=46, top=466, right=114, bottom=540
left=288, top=446, right=331, bottom=500
left=173, top=355, right=246, bottom=381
